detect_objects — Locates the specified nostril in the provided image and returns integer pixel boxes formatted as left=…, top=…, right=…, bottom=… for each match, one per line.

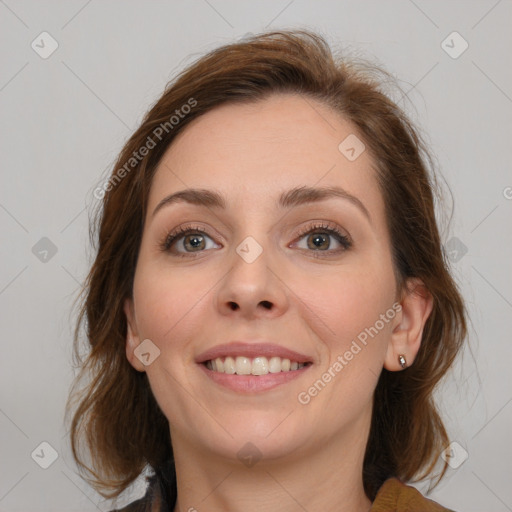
left=229, top=302, right=239, bottom=311
left=260, top=300, right=272, bottom=309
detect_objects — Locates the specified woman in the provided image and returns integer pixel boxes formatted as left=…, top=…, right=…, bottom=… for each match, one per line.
left=66, top=30, right=467, bottom=511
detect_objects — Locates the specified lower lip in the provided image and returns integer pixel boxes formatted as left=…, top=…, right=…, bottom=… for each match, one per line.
left=198, top=364, right=311, bottom=393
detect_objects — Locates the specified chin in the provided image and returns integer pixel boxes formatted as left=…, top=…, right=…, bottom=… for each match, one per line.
left=197, top=411, right=315, bottom=464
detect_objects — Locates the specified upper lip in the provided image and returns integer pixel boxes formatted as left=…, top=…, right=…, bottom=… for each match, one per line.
left=195, top=342, right=312, bottom=364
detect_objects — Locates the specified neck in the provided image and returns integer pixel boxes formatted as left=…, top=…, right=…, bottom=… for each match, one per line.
left=170, top=415, right=373, bottom=512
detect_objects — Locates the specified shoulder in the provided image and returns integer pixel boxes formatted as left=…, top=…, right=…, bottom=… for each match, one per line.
left=108, top=495, right=148, bottom=512
left=371, top=477, right=456, bottom=512
left=108, top=474, right=161, bottom=512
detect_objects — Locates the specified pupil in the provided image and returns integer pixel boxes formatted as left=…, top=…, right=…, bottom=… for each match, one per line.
left=310, top=233, right=328, bottom=250
left=186, top=235, right=204, bottom=250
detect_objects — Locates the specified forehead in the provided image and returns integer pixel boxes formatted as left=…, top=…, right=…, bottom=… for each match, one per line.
left=148, top=93, right=384, bottom=220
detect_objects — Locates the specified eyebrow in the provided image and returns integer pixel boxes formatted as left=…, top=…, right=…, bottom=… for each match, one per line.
left=152, top=185, right=371, bottom=223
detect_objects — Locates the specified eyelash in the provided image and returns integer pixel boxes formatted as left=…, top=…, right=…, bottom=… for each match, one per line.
left=294, top=222, right=352, bottom=255
left=160, top=222, right=352, bottom=258
left=160, top=224, right=213, bottom=256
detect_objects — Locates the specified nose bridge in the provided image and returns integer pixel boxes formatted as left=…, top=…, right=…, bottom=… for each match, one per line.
left=216, top=232, right=287, bottom=317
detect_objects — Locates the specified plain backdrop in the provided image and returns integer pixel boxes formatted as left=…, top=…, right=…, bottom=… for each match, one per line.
left=1, top=1, right=511, bottom=511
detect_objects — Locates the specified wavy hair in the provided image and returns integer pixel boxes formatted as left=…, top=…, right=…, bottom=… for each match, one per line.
left=65, top=29, right=467, bottom=503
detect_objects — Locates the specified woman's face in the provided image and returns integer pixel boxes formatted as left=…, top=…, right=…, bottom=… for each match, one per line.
left=125, top=93, right=400, bottom=463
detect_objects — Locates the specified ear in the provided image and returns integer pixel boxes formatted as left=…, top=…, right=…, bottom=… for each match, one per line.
left=123, top=297, right=146, bottom=372
left=384, top=278, right=433, bottom=371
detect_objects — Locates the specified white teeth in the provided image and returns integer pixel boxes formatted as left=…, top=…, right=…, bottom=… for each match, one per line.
left=215, top=357, right=224, bottom=372
left=224, top=356, right=236, bottom=374
left=268, top=356, right=282, bottom=373
left=205, top=356, right=307, bottom=375
left=235, top=356, right=252, bottom=375
left=251, top=357, right=269, bottom=376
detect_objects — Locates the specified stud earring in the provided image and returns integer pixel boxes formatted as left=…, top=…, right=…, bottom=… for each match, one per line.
left=398, top=354, right=407, bottom=369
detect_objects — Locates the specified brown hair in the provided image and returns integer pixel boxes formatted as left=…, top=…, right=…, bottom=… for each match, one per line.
left=66, top=29, right=467, bottom=502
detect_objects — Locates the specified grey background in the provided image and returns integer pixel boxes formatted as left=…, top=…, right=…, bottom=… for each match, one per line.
left=1, top=1, right=511, bottom=511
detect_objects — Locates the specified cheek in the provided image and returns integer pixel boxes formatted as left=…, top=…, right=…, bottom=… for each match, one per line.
left=131, top=263, right=212, bottom=418
left=290, top=268, right=396, bottom=431
left=297, top=266, right=396, bottom=360
left=132, top=261, right=211, bottom=354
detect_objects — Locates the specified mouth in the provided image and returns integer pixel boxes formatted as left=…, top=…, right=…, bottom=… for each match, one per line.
left=196, top=342, right=313, bottom=393
left=203, top=356, right=310, bottom=375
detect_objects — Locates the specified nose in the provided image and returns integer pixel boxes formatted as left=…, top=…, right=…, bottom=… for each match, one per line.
left=215, top=240, right=289, bottom=320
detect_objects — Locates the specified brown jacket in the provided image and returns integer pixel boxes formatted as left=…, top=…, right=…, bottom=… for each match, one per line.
left=370, top=478, right=454, bottom=511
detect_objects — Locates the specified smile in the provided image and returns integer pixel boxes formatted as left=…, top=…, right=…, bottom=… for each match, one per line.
left=196, top=341, right=313, bottom=392
left=199, top=363, right=311, bottom=393
left=204, top=356, right=309, bottom=375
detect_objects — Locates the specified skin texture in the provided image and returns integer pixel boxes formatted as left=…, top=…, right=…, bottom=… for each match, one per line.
left=124, top=93, right=433, bottom=512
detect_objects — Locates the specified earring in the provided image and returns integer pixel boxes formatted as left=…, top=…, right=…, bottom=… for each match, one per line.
left=398, top=354, right=407, bottom=369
